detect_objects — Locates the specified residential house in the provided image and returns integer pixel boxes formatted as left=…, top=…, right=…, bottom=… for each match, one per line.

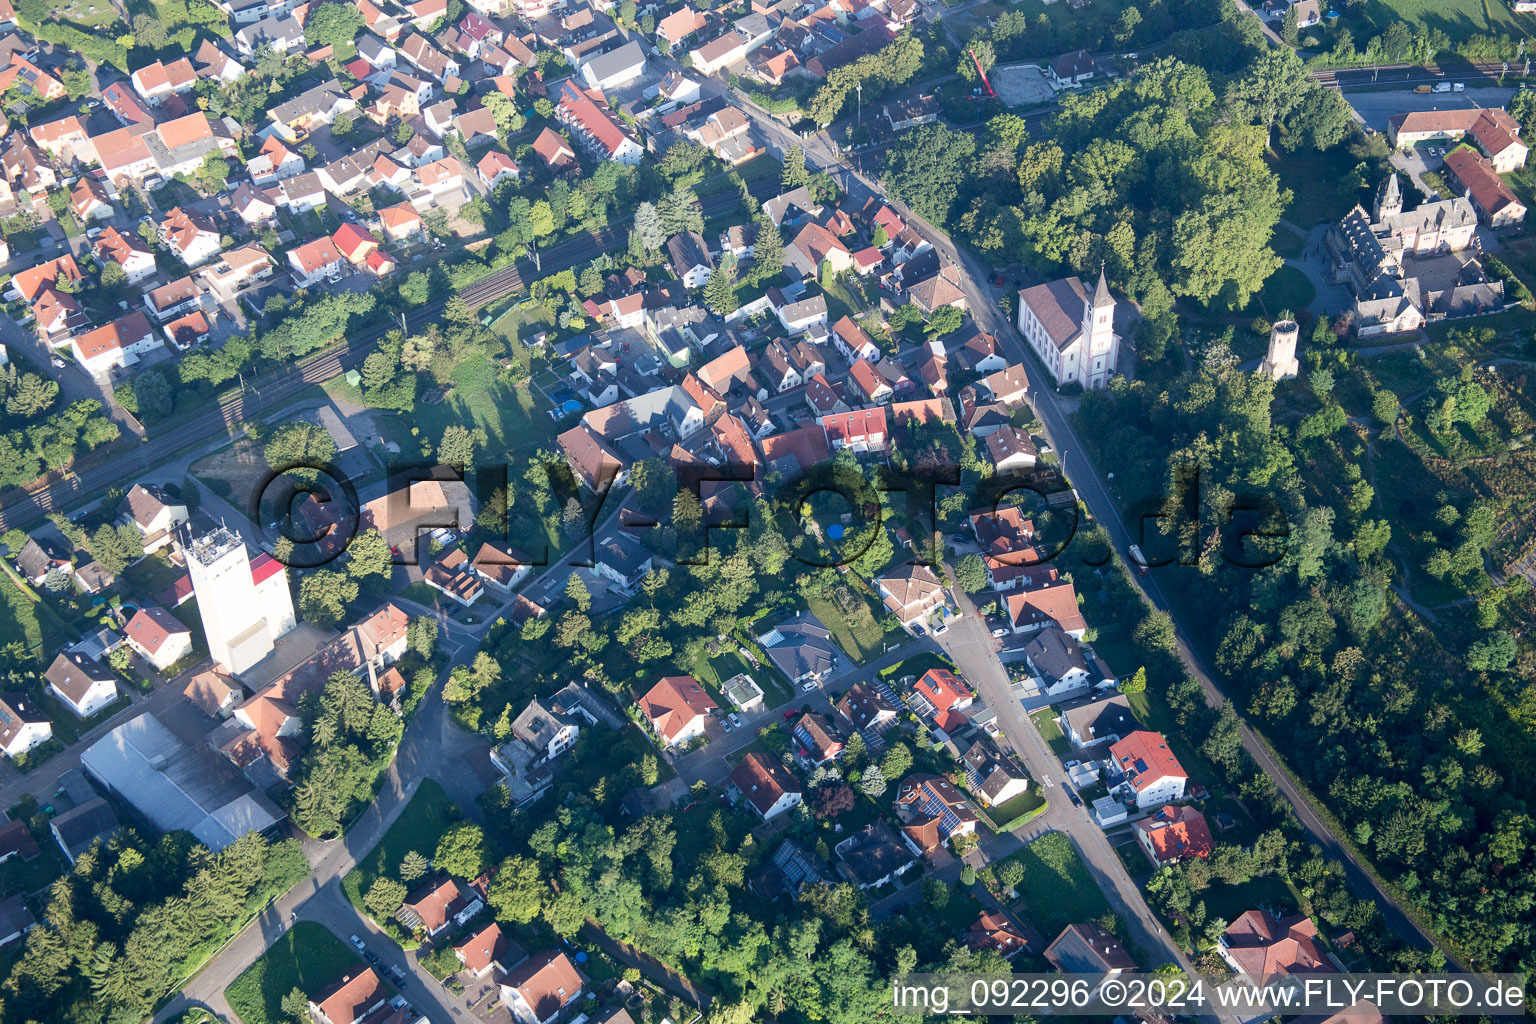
left=667, top=230, right=714, bottom=288
left=455, top=922, right=524, bottom=979
left=730, top=751, right=804, bottom=820
left=500, top=951, right=584, bottom=1024
left=897, top=774, right=978, bottom=853
left=1005, top=579, right=1087, bottom=636
left=1108, top=730, right=1187, bottom=810
left=836, top=680, right=898, bottom=736
left=792, top=712, right=845, bottom=765
left=478, top=149, right=520, bottom=187
left=184, top=666, right=244, bottom=719
left=45, top=652, right=118, bottom=718
left=768, top=287, right=829, bottom=335
left=288, top=237, right=347, bottom=287
left=967, top=910, right=1032, bottom=959
left=834, top=822, right=915, bottom=889
left=470, top=540, right=532, bottom=593
left=397, top=877, right=484, bottom=938
left=123, top=606, right=194, bottom=671
left=910, top=667, right=973, bottom=725
left=848, top=358, right=893, bottom=404
left=1219, top=910, right=1334, bottom=978
left=48, top=797, right=118, bottom=864
left=70, top=177, right=113, bottom=222
left=907, top=264, right=967, bottom=314
left=876, top=564, right=948, bottom=633
left=94, top=227, right=158, bottom=286
left=0, top=693, right=52, bottom=758
left=13, top=536, right=71, bottom=585
left=789, top=221, right=853, bottom=276
left=757, top=612, right=842, bottom=686
left=308, top=968, right=389, bottom=1024
left=593, top=533, right=653, bottom=591
left=638, top=674, right=716, bottom=747
left=532, top=127, right=578, bottom=172
left=511, top=685, right=596, bottom=763
left=1134, top=804, right=1214, bottom=866
left=30, top=115, right=91, bottom=163
left=1024, top=626, right=1096, bottom=701
left=1058, top=693, right=1139, bottom=750
left=819, top=407, right=888, bottom=454
left=831, top=315, right=881, bottom=362
left=379, top=202, right=425, bottom=241
left=985, top=425, right=1038, bottom=475
left=70, top=312, right=163, bottom=377
left=0, top=894, right=35, bottom=948
left=248, top=135, right=304, bottom=184
left=130, top=58, right=197, bottom=106
left=424, top=548, right=483, bottom=607
left=235, top=14, right=304, bottom=57
left=1049, top=49, right=1098, bottom=89
left=1044, top=922, right=1137, bottom=974
left=145, top=277, right=207, bottom=321
left=160, top=207, right=222, bottom=266
left=959, top=738, right=1030, bottom=808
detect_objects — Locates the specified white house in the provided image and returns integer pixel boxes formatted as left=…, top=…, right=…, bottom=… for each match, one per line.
left=123, top=606, right=195, bottom=671
left=44, top=652, right=119, bottom=719
left=731, top=752, right=803, bottom=820
left=1108, top=730, right=1187, bottom=810
left=70, top=312, right=163, bottom=377
left=287, top=237, right=347, bottom=287
left=581, top=40, right=647, bottom=91
left=500, top=951, right=583, bottom=1024
left=0, top=695, right=52, bottom=759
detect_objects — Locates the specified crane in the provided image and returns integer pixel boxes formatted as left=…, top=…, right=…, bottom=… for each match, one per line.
left=969, top=48, right=996, bottom=98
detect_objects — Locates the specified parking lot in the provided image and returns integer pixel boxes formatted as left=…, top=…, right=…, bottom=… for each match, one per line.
left=1342, top=85, right=1518, bottom=134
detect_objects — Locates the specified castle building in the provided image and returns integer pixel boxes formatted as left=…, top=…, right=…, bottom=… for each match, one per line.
left=1016, top=266, right=1120, bottom=390
left=185, top=526, right=297, bottom=674
left=1326, top=173, right=1493, bottom=337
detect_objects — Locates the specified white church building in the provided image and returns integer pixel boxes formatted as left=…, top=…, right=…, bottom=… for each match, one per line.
left=1016, top=267, right=1121, bottom=390
left=185, top=526, right=297, bottom=674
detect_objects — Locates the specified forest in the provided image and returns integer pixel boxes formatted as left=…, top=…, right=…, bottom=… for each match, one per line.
left=885, top=19, right=1354, bottom=316
left=1075, top=322, right=1536, bottom=971
left=0, top=829, right=307, bottom=1024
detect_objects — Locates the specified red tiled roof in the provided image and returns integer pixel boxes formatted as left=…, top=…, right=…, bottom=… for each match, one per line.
left=1109, top=730, right=1187, bottom=793
left=638, top=675, right=717, bottom=742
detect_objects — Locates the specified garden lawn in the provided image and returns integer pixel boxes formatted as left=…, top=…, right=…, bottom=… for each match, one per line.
left=1029, top=708, right=1069, bottom=756
left=878, top=650, right=954, bottom=684
left=0, top=568, right=69, bottom=663
left=1270, top=224, right=1305, bottom=260
left=1271, top=145, right=1366, bottom=229
left=1254, top=266, right=1316, bottom=318
left=225, top=922, right=364, bottom=1024
left=1007, top=832, right=1111, bottom=936
left=378, top=350, right=550, bottom=458
left=1201, top=873, right=1298, bottom=926
left=804, top=583, right=900, bottom=663
left=1353, top=0, right=1530, bottom=40
left=341, top=778, right=457, bottom=914
left=984, top=787, right=1048, bottom=830
left=0, top=827, right=67, bottom=898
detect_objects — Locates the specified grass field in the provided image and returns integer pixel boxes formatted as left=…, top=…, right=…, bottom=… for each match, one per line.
left=341, top=779, right=457, bottom=916
left=225, top=923, right=364, bottom=1024
left=1029, top=707, right=1070, bottom=756
left=1272, top=146, right=1365, bottom=229
left=376, top=351, right=549, bottom=462
left=1271, top=224, right=1306, bottom=260
left=0, top=568, right=68, bottom=664
left=1005, top=831, right=1111, bottom=935
left=1351, top=0, right=1530, bottom=40
left=985, top=787, right=1048, bottom=829
left=804, top=582, right=901, bottom=663
left=878, top=650, right=954, bottom=684
left=0, top=827, right=66, bottom=898
left=1255, top=265, right=1317, bottom=318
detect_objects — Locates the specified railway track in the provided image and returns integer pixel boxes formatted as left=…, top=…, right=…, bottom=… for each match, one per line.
left=0, top=169, right=785, bottom=533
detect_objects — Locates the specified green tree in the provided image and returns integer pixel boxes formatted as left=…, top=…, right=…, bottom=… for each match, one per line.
left=781, top=144, right=810, bottom=188
left=1121, top=666, right=1147, bottom=693
left=281, top=987, right=310, bottom=1023
left=438, top=425, right=486, bottom=469
left=298, top=570, right=358, bottom=628
left=408, top=615, right=438, bottom=659
left=955, top=553, right=988, bottom=593
left=434, top=823, right=490, bottom=879
left=265, top=422, right=338, bottom=473
left=486, top=855, right=546, bottom=923
left=364, top=876, right=407, bottom=920
left=91, top=523, right=144, bottom=576
left=346, top=529, right=393, bottom=585
left=305, top=2, right=364, bottom=47
left=399, top=850, right=429, bottom=883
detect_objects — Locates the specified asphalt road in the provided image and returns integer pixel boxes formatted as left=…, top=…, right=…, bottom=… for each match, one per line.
left=713, top=73, right=1458, bottom=968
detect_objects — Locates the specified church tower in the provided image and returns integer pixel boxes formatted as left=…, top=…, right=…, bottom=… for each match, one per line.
left=1080, top=265, right=1119, bottom=389
left=1375, top=172, right=1402, bottom=222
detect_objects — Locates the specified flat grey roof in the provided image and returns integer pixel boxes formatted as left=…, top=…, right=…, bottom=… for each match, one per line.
left=80, top=712, right=284, bottom=851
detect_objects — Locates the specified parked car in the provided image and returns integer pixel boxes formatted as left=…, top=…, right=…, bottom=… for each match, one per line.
left=911, top=624, right=926, bottom=636
left=349, top=935, right=366, bottom=952
left=991, top=627, right=1008, bottom=638
left=721, top=716, right=735, bottom=732
left=728, top=712, right=742, bottom=729
left=365, top=951, right=380, bottom=966
left=800, top=680, right=817, bottom=692
left=1068, top=790, right=1082, bottom=807
left=782, top=709, right=797, bottom=720
left=51, top=357, right=65, bottom=369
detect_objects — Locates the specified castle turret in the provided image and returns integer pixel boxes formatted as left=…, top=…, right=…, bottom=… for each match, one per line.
left=1376, top=172, right=1402, bottom=221
left=1259, top=319, right=1300, bottom=381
